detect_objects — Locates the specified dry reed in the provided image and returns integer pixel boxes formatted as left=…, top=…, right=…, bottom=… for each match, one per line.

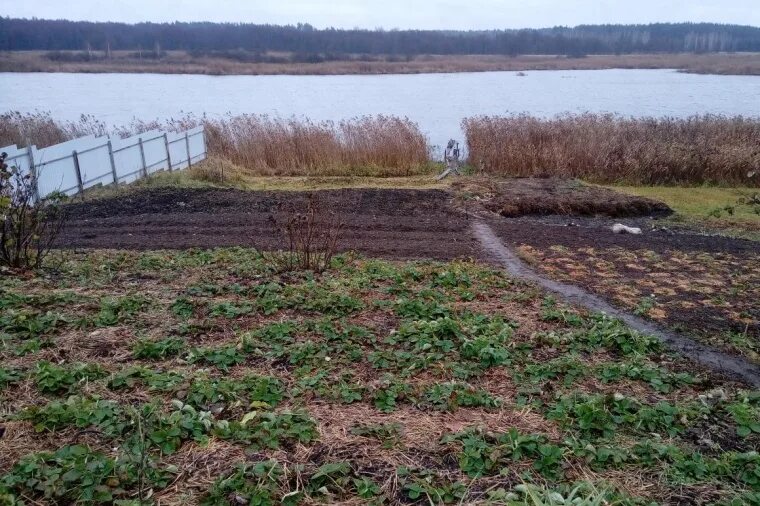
left=463, top=113, right=760, bottom=186
left=4, top=51, right=760, bottom=76
left=200, top=114, right=431, bottom=176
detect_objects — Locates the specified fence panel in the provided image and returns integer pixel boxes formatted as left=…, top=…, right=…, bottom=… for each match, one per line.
left=35, top=136, right=108, bottom=196
left=112, top=130, right=159, bottom=184
left=167, top=130, right=191, bottom=169
left=3, top=127, right=206, bottom=199
left=77, top=143, right=115, bottom=191
left=142, top=132, right=170, bottom=174
left=187, top=126, right=207, bottom=164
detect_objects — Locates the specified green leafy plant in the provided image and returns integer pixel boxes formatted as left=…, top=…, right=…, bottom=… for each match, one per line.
left=424, top=382, right=500, bottom=411
left=724, top=392, right=760, bottom=438
left=1, top=445, right=138, bottom=503
left=35, top=361, right=106, bottom=394
left=214, top=410, right=317, bottom=450
left=170, top=297, right=195, bottom=319
left=94, top=295, right=149, bottom=327
left=202, top=460, right=284, bottom=505
left=209, top=301, right=253, bottom=318
left=131, top=337, right=185, bottom=360
left=186, top=345, right=246, bottom=371
left=20, top=396, right=126, bottom=435
left=143, top=400, right=214, bottom=455
left=0, top=366, right=22, bottom=389
left=0, top=308, right=62, bottom=339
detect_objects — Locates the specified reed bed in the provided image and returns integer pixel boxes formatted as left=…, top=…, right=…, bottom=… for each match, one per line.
left=1, top=111, right=432, bottom=177
left=464, top=113, right=760, bottom=186
left=0, top=111, right=109, bottom=148
left=4, top=51, right=760, bottom=76
left=201, top=114, right=431, bottom=176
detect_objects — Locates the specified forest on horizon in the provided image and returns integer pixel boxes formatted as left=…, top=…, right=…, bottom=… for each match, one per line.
left=2, top=18, right=760, bottom=56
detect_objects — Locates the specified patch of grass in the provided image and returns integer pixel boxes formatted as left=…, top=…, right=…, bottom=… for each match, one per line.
left=613, top=185, right=760, bottom=238
left=82, top=169, right=448, bottom=201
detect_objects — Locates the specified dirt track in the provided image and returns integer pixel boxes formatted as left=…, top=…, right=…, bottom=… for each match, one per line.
left=60, top=187, right=757, bottom=258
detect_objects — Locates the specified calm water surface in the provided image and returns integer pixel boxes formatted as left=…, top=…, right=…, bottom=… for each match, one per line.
left=2, top=69, right=759, bottom=149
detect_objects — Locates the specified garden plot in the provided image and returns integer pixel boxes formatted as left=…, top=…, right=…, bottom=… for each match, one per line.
left=517, top=245, right=760, bottom=364
left=1, top=249, right=759, bottom=504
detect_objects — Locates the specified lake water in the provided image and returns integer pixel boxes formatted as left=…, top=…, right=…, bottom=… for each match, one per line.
left=2, top=69, right=760, bottom=150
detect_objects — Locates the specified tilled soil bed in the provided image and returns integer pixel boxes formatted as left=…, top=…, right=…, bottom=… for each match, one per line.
left=59, top=187, right=483, bottom=260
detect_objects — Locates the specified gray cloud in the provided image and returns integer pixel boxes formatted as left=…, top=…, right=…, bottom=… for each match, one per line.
left=2, top=0, right=759, bottom=29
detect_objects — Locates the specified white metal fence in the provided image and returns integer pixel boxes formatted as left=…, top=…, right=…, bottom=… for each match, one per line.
left=1, top=127, right=207, bottom=199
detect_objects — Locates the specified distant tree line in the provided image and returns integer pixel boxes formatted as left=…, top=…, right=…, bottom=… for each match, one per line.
left=2, top=18, right=760, bottom=55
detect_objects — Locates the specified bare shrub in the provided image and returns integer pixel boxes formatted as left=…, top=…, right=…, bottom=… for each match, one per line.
left=0, top=152, right=66, bottom=271
left=463, top=113, right=760, bottom=186
left=265, top=195, right=344, bottom=273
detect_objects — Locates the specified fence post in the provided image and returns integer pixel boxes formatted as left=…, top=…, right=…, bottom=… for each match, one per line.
left=200, top=128, right=207, bottom=160
left=184, top=132, right=192, bottom=168
left=138, top=137, right=148, bottom=177
left=107, top=140, right=118, bottom=184
left=163, top=133, right=173, bottom=171
left=27, top=146, right=40, bottom=203
left=72, top=150, right=84, bottom=197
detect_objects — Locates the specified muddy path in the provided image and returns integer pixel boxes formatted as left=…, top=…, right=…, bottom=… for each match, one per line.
left=472, top=220, right=760, bottom=386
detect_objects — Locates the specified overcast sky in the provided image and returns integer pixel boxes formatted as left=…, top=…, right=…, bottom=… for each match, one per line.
left=2, top=0, right=759, bottom=30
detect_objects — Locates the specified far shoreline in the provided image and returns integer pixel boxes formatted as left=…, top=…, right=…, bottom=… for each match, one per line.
left=2, top=51, right=759, bottom=77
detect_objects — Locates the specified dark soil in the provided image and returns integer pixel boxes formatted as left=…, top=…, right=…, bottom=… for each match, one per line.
left=487, top=215, right=759, bottom=254
left=59, top=188, right=482, bottom=261
left=59, top=186, right=757, bottom=257
left=453, top=177, right=672, bottom=218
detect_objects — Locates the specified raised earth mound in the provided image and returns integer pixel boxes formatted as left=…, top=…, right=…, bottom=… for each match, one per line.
left=453, top=177, right=673, bottom=217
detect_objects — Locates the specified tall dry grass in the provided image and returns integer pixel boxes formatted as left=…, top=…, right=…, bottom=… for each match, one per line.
left=4, top=51, right=760, bottom=76
left=201, top=114, right=431, bottom=176
left=0, top=111, right=432, bottom=177
left=0, top=111, right=108, bottom=148
left=464, top=114, right=760, bottom=186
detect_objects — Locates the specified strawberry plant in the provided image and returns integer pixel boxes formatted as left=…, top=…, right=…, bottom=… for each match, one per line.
left=202, top=460, right=283, bottom=505
left=131, top=337, right=185, bottom=360
left=0, top=366, right=22, bottom=389
left=186, top=345, right=246, bottom=371
left=169, top=297, right=195, bottom=319
left=423, top=381, right=500, bottom=411
left=209, top=301, right=253, bottom=318
left=214, top=411, right=317, bottom=450
left=143, top=401, right=214, bottom=455
left=0, top=309, right=62, bottom=340
left=35, top=361, right=106, bottom=394
left=20, top=396, right=126, bottom=435
left=94, top=295, right=149, bottom=327
left=724, top=393, right=760, bottom=437
left=1, top=445, right=139, bottom=504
